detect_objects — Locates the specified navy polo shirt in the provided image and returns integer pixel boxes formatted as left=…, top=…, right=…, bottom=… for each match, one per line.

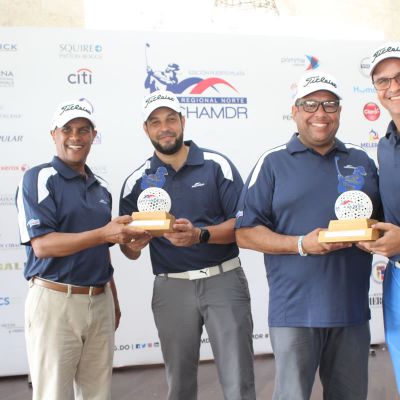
left=236, top=134, right=381, bottom=328
left=378, top=120, right=400, bottom=263
left=16, top=156, right=113, bottom=286
left=120, top=140, right=242, bottom=275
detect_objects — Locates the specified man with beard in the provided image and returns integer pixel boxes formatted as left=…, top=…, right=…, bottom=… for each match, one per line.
left=119, top=90, right=255, bottom=400
left=357, top=43, right=400, bottom=393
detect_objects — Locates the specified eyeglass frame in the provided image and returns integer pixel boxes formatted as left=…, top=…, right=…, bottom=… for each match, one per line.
left=372, top=72, right=400, bottom=91
left=295, top=99, right=341, bottom=113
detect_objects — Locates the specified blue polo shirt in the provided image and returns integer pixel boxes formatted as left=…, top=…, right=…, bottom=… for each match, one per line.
left=16, top=156, right=113, bottom=286
left=236, top=134, right=381, bottom=328
left=119, top=140, right=242, bottom=275
left=377, top=121, right=400, bottom=263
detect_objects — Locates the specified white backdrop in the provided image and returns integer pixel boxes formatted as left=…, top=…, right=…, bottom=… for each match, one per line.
left=0, top=27, right=389, bottom=376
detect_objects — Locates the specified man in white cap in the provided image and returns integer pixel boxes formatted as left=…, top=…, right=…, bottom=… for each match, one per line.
left=357, top=42, right=400, bottom=393
left=16, top=98, right=140, bottom=400
left=236, top=71, right=381, bottom=399
left=120, top=90, right=256, bottom=400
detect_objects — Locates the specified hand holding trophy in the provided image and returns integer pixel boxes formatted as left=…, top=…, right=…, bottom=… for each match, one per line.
left=318, top=190, right=380, bottom=243
left=127, top=187, right=175, bottom=236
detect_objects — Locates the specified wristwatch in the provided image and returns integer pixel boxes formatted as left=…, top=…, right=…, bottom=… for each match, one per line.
left=199, top=228, right=210, bottom=244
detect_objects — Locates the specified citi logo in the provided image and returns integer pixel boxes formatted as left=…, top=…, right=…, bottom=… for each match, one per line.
left=67, top=68, right=93, bottom=85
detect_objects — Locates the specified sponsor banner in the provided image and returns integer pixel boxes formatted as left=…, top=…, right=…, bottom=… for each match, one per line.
left=0, top=27, right=387, bottom=376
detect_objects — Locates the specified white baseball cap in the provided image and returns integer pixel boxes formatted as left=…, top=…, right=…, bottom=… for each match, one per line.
left=142, top=90, right=182, bottom=122
left=369, top=42, right=400, bottom=77
left=295, top=71, right=341, bottom=100
left=51, top=98, right=96, bottom=130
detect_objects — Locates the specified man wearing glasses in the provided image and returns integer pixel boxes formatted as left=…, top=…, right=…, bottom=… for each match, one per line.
left=235, top=71, right=381, bottom=399
left=357, top=43, right=400, bottom=393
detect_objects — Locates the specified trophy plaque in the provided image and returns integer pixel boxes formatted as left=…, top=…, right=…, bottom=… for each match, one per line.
left=127, top=187, right=175, bottom=236
left=318, top=190, right=379, bottom=243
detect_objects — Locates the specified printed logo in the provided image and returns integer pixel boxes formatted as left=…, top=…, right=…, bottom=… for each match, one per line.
left=335, top=157, right=366, bottom=193
left=0, top=71, right=15, bottom=88
left=0, top=297, right=10, bottom=306
left=0, top=135, right=23, bottom=143
left=302, top=75, right=337, bottom=90
left=0, top=243, right=21, bottom=251
left=0, top=262, right=22, bottom=271
left=27, top=218, right=40, bottom=228
left=253, top=333, right=269, bottom=340
left=363, top=102, right=380, bottom=121
left=91, top=165, right=108, bottom=175
left=67, top=68, right=93, bottom=85
left=0, top=164, right=29, bottom=172
left=371, top=45, right=400, bottom=64
left=59, top=43, right=103, bottom=59
left=369, top=292, right=382, bottom=308
left=353, top=86, right=376, bottom=95
left=281, top=55, right=319, bottom=70
left=141, top=166, right=168, bottom=190
left=0, top=194, right=14, bottom=206
left=0, top=43, right=17, bottom=52
left=99, top=199, right=108, bottom=204
left=144, top=43, right=247, bottom=119
left=372, top=260, right=386, bottom=283
left=360, top=129, right=379, bottom=150
left=359, top=57, right=371, bottom=78
left=133, top=342, right=160, bottom=350
left=191, top=182, right=205, bottom=188
left=0, top=322, right=24, bottom=334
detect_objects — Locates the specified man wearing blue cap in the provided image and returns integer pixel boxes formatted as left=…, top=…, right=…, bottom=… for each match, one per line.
left=16, top=98, right=139, bottom=400
left=236, top=71, right=381, bottom=400
left=358, top=42, right=400, bottom=393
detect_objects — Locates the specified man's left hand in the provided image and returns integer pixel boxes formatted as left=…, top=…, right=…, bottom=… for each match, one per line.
left=163, top=218, right=200, bottom=247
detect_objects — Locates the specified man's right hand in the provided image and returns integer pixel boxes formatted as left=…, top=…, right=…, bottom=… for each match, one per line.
left=301, top=228, right=353, bottom=255
left=102, top=215, right=149, bottom=244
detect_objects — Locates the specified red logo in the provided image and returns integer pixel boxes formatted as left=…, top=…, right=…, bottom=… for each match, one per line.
left=363, top=102, right=380, bottom=121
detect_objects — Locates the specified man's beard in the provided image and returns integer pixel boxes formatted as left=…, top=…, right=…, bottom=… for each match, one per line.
left=152, top=131, right=184, bottom=155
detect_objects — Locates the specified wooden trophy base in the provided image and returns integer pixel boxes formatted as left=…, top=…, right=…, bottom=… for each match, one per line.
left=127, top=211, right=176, bottom=236
left=318, top=218, right=379, bottom=243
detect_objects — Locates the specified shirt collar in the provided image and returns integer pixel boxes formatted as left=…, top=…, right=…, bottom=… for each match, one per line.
left=385, top=120, right=399, bottom=143
left=150, top=140, right=204, bottom=170
left=286, top=133, right=348, bottom=155
left=51, top=156, right=96, bottom=183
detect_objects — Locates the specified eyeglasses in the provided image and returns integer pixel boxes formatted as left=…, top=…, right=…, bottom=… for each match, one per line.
left=295, top=99, right=340, bottom=113
left=372, top=72, right=400, bottom=91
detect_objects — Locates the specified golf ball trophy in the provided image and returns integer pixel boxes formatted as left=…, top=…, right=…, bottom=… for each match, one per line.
left=318, top=190, right=380, bottom=243
left=127, top=187, right=175, bottom=236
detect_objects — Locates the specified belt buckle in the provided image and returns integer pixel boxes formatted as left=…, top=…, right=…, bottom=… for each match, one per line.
left=188, top=268, right=210, bottom=280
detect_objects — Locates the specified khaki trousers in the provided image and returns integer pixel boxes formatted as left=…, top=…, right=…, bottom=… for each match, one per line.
left=25, top=281, right=115, bottom=400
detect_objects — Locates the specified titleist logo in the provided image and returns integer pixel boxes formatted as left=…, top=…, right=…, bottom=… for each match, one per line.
left=303, top=76, right=337, bottom=88
left=60, top=104, right=91, bottom=116
left=372, top=46, right=400, bottom=64
left=144, top=94, right=175, bottom=108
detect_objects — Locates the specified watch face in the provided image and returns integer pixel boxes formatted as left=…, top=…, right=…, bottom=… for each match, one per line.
left=200, top=228, right=210, bottom=243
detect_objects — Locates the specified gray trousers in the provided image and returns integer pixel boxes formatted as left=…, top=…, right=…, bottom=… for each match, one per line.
left=152, top=267, right=256, bottom=400
left=270, top=323, right=370, bottom=400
